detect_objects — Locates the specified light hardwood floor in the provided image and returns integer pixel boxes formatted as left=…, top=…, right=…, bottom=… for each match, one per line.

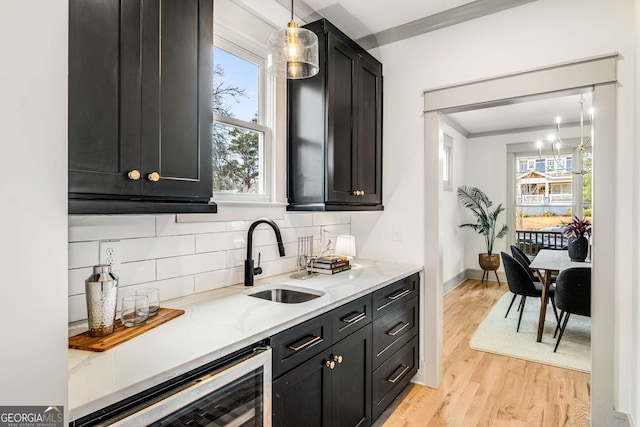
left=377, top=279, right=591, bottom=427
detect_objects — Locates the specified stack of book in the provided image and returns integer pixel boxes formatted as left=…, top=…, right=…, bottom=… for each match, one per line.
left=308, top=256, right=351, bottom=275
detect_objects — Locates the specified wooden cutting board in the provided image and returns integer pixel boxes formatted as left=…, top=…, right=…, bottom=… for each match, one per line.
left=68, top=307, right=185, bottom=352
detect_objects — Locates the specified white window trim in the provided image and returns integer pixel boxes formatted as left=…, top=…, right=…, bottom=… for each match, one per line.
left=442, top=133, right=453, bottom=192
left=211, top=32, right=278, bottom=203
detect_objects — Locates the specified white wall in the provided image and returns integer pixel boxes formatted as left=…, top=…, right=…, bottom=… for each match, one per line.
left=440, top=123, right=467, bottom=286
left=0, top=0, right=68, bottom=417
left=353, top=0, right=636, bottom=417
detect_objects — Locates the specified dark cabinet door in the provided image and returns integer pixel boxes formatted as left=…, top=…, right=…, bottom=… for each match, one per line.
left=68, top=0, right=215, bottom=213
left=273, top=351, right=332, bottom=427
left=140, top=0, right=212, bottom=200
left=68, top=0, right=141, bottom=197
left=356, top=56, right=382, bottom=206
left=331, top=323, right=372, bottom=427
left=326, top=32, right=358, bottom=205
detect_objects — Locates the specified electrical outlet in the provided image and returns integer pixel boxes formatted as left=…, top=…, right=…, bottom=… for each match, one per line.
left=392, top=224, right=403, bottom=242
left=99, top=240, right=121, bottom=271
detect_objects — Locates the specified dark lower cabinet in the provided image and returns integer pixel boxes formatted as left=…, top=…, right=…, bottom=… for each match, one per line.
left=273, top=324, right=372, bottom=427
left=271, top=273, right=420, bottom=427
left=68, top=0, right=216, bottom=214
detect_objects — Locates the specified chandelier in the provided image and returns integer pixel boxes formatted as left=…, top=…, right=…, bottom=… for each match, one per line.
left=536, top=95, right=593, bottom=175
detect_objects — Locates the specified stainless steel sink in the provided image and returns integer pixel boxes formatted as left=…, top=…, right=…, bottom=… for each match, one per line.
left=245, top=286, right=324, bottom=303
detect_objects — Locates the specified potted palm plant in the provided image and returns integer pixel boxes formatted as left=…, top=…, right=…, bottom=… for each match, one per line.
left=457, top=186, right=509, bottom=271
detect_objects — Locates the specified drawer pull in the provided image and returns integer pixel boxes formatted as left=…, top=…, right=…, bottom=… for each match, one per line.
left=387, top=364, right=410, bottom=384
left=341, top=311, right=366, bottom=324
left=288, top=335, right=322, bottom=352
left=386, top=288, right=410, bottom=301
left=325, top=360, right=336, bottom=370
left=387, top=321, right=410, bottom=337
left=333, top=354, right=343, bottom=364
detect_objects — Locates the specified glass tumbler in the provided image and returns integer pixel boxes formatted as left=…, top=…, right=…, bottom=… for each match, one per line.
left=136, top=288, right=160, bottom=316
left=121, top=295, right=149, bottom=327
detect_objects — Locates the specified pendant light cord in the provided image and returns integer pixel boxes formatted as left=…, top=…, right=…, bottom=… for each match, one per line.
left=291, top=0, right=294, bottom=22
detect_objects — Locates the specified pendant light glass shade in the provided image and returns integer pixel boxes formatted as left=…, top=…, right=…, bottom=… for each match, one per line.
left=267, top=20, right=319, bottom=79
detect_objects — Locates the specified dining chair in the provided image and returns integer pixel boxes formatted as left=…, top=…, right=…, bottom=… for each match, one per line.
left=501, top=252, right=559, bottom=332
left=510, top=245, right=557, bottom=283
left=553, top=267, right=591, bottom=352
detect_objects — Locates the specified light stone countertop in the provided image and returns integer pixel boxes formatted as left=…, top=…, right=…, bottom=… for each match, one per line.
left=68, top=259, right=423, bottom=422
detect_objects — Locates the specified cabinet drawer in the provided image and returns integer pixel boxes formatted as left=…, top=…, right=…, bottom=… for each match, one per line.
left=372, top=296, right=418, bottom=369
left=372, top=336, right=419, bottom=421
left=372, top=273, right=419, bottom=319
left=271, top=314, right=332, bottom=379
left=331, top=294, right=372, bottom=342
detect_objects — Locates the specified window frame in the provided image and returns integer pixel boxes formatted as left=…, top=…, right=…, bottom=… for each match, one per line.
left=442, top=133, right=453, bottom=192
left=211, top=34, right=275, bottom=203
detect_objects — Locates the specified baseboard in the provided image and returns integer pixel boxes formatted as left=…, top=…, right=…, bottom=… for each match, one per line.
left=443, top=271, right=467, bottom=294
left=607, top=411, right=634, bottom=427
left=466, top=268, right=507, bottom=283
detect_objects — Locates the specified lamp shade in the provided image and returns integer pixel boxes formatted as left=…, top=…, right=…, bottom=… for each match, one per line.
left=267, top=21, right=319, bottom=79
left=335, top=235, right=356, bottom=259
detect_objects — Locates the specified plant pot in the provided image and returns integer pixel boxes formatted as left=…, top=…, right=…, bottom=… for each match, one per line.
left=568, top=235, right=589, bottom=262
left=479, top=253, right=500, bottom=271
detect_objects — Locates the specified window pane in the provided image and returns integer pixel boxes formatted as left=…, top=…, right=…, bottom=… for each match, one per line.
left=213, top=47, right=259, bottom=122
left=213, top=122, right=263, bottom=194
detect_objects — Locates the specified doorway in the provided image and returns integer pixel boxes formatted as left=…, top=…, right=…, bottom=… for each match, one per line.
left=420, top=54, right=617, bottom=425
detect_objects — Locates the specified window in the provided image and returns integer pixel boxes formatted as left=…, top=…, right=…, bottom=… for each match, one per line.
left=442, top=134, right=453, bottom=191
left=212, top=38, right=273, bottom=201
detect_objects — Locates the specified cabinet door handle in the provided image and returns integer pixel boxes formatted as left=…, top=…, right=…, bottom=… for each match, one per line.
left=325, top=360, right=336, bottom=370
left=288, top=335, right=322, bottom=352
left=386, top=288, right=410, bottom=301
left=147, top=171, right=160, bottom=182
left=387, top=364, right=410, bottom=384
left=386, top=321, right=410, bottom=336
left=352, top=190, right=358, bottom=196
left=127, top=170, right=141, bottom=181
left=333, top=355, right=343, bottom=364
left=341, top=311, right=366, bottom=324
left=361, top=190, right=365, bottom=196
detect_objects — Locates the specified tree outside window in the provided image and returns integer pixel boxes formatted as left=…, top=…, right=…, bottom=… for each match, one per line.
left=212, top=45, right=271, bottom=197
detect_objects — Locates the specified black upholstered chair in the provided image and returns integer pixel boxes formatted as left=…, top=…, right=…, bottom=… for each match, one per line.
left=553, top=267, right=591, bottom=352
left=501, top=252, right=559, bottom=332
left=510, top=245, right=557, bottom=283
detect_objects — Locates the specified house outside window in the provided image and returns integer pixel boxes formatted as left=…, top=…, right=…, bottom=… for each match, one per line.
left=212, top=37, right=273, bottom=201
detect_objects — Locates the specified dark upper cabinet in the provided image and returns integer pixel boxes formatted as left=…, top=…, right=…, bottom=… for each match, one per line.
left=287, top=19, right=383, bottom=211
left=68, top=0, right=216, bottom=214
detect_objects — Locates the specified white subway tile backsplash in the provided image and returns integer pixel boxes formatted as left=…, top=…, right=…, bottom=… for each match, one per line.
left=67, top=212, right=351, bottom=324
left=69, top=215, right=155, bottom=242
left=195, top=268, right=241, bottom=293
left=157, top=251, right=226, bottom=280
left=195, top=231, right=244, bottom=253
left=121, top=235, right=195, bottom=262
left=277, top=212, right=313, bottom=228
left=157, top=215, right=226, bottom=236
left=69, top=241, right=99, bottom=269
left=312, top=212, right=351, bottom=226
left=116, top=260, right=156, bottom=287
left=69, top=294, right=87, bottom=323
left=68, top=267, right=92, bottom=296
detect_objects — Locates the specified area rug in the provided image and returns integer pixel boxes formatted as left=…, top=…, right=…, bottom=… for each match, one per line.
left=469, top=292, right=591, bottom=373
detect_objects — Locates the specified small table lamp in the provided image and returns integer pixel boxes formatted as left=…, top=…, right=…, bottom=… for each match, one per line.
left=335, top=235, right=356, bottom=262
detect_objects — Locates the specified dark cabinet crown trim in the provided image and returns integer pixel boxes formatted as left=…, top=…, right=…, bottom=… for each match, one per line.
left=68, top=0, right=216, bottom=214
left=287, top=19, right=383, bottom=212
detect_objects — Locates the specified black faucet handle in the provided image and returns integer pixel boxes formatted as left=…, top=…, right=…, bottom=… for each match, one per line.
left=254, top=252, right=262, bottom=275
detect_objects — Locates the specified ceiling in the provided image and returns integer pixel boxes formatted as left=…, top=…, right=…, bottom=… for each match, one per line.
left=235, top=0, right=590, bottom=137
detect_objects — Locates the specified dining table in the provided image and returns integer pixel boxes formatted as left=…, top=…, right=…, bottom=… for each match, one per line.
left=528, top=249, right=591, bottom=342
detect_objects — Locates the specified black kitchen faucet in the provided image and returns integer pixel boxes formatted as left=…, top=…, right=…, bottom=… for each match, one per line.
left=244, top=218, right=286, bottom=286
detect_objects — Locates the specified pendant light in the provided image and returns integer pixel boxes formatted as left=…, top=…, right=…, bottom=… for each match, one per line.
left=267, top=0, right=319, bottom=79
